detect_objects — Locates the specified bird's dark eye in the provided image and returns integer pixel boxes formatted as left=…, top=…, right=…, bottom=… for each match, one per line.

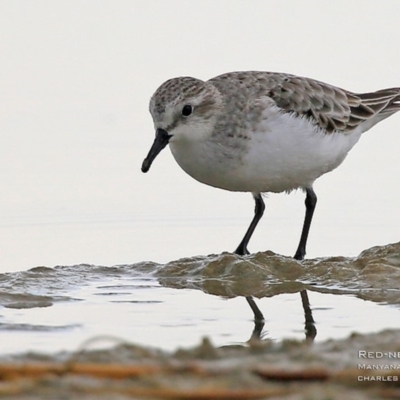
left=181, top=104, right=193, bottom=117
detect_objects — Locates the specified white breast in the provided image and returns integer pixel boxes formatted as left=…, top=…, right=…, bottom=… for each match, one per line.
left=169, top=106, right=363, bottom=193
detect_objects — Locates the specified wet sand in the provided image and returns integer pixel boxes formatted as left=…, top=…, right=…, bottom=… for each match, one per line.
left=1, top=242, right=400, bottom=398
left=1, top=329, right=400, bottom=399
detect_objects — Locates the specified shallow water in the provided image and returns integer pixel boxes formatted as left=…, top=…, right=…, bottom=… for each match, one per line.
left=1, top=241, right=400, bottom=356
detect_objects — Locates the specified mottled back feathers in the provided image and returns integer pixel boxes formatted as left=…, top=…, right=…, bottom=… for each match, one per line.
left=209, top=71, right=400, bottom=134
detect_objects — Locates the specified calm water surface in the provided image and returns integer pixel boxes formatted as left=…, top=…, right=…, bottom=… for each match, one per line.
left=1, top=243, right=400, bottom=355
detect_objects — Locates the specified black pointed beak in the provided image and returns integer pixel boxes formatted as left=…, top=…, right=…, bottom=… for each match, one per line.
left=141, top=128, right=172, bottom=173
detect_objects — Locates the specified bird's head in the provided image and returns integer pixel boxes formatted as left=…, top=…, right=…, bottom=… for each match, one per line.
left=141, top=76, right=223, bottom=172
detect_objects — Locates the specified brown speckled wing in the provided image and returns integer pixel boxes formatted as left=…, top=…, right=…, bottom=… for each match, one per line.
left=266, top=74, right=400, bottom=133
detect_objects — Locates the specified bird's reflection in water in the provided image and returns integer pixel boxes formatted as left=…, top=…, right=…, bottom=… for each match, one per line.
left=300, top=290, right=317, bottom=341
left=246, top=289, right=317, bottom=343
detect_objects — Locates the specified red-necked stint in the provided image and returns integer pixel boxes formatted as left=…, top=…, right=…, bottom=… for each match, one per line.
left=142, top=71, right=400, bottom=260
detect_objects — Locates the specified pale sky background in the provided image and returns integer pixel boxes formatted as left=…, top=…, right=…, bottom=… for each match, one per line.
left=1, top=1, right=400, bottom=272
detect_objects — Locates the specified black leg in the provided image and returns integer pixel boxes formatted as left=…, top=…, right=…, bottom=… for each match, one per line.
left=234, top=193, right=265, bottom=256
left=235, top=195, right=265, bottom=327
left=294, top=190, right=317, bottom=341
left=294, top=187, right=317, bottom=261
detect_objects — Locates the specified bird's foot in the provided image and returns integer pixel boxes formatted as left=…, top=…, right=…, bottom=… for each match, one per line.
left=293, top=248, right=305, bottom=261
left=234, top=245, right=250, bottom=256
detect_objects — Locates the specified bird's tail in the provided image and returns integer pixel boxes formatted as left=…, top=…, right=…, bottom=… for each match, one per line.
left=356, top=87, right=400, bottom=115
left=348, top=87, right=400, bottom=133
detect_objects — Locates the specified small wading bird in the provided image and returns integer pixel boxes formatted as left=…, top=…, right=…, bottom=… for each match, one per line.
left=141, top=71, right=399, bottom=327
